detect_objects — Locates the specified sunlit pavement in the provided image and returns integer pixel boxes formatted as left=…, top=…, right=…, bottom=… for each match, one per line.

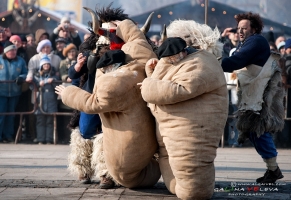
left=0, top=144, right=290, bottom=199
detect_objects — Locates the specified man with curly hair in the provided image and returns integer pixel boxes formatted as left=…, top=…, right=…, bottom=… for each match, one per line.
left=221, top=12, right=285, bottom=183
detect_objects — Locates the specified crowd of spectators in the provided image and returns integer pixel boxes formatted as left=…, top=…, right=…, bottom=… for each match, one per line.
left=0, top=16, right=290, bottom=146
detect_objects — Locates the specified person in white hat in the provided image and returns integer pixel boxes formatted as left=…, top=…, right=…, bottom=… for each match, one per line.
left=26, top=39, right=61, bottom=82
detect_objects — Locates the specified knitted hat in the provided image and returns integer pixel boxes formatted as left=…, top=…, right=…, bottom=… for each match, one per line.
left=62, top=43, right=77, bottom=57
left=284, top=39, right=291, bottom=50
left=39, top=55, right=51, bottom=69
left=4, top=41, right=16, bottom=53
left=157, top=37, right=186, bottom=59
left=36, top=39, right=51, bottom=53
left=96, top=50, right=125, bottom=69
left=9, top=35, right=22, bottom=42
left=277, top=41, right=285, bottom=51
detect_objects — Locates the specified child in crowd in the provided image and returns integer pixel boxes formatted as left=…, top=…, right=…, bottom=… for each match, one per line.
left=32, top=55, right=59, bottom=144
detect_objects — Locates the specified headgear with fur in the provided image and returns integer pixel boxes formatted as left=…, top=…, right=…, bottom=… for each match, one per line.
left=63, top=43, right=77, bottom=57
left=37, top=39, right=52, bottom=53
left=166, top=19, right=223, bottom=58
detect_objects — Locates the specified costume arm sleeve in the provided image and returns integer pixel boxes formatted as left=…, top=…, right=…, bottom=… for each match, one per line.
left=141, top=72, right=207, bottom=105
left=61, top=73, right=130, bottom=113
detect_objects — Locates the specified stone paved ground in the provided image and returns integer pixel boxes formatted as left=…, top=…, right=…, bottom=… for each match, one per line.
left=0, top=144, right=290, bottom=199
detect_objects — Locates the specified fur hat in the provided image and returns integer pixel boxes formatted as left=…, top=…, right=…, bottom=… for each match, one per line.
left=284, top=39, right=291, bottom=50
left=37, top=39, right=51, bottom=53
left=96, top=49, right=125, bottom=69
left=277, top=41, right=285, bottom=51
left=39, top=55, right=51, bottom=69
left=4, top=41, right=16, bottom=53
left=63, top=43, right=77, bottom=57
left=9, top=35, right=22, bottom=42
left=157, top=37, right=186, bottom=59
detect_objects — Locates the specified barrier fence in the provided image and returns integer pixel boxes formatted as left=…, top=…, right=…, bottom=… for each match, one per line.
left=0, top=81, right=290, bottom=146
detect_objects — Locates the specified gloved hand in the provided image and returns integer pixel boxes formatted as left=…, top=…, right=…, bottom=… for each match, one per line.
left=87, top=52, right=98, bottom=74
left=15, top=77, right=24, bottom=85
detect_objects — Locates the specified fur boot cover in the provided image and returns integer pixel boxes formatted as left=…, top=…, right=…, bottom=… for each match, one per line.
left=68, top=128, right=94, bottom=179
left=91, top=133, right=119, bottom=186
left=236, top=53, right=285, bottom=143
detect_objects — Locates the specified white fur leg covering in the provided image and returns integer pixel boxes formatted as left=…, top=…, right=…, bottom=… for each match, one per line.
left=91, top=133, right=119, bottom=186
left=68, top=128, right=94, bottom=179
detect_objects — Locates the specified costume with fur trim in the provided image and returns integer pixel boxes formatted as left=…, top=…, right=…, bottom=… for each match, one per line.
left=62, top=19, right=161, bottom=188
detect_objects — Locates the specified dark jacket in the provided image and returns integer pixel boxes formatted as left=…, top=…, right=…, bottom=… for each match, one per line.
left=68, top=61, right=96, bottom=93
left=221, top=34, right=270, bottom=72
left=33, top=66, right=59, bottom=114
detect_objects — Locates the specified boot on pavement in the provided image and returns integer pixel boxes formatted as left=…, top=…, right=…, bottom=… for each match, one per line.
left=99, top=175, right=115, bottom=189
left=256, top=167, right=284, bottom=183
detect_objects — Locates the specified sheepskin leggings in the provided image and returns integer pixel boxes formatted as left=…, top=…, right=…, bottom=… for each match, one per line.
left=68, top=128, right=117, bottom=184
left=68, top=128, right=94, bottom=179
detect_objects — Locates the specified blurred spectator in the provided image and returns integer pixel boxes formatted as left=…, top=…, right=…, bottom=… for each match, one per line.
left=9, top=35, right=29, bottom=64
left=26, top=39, right=61, bottom=83
left=269, top=41, right=278, bottom=52
left=83, top=33, right=90, bottom=41
left=0, top=41, right=27, bottom=143
left=150, top=35, right=160, bottom=46
left=26, top=34, right=36, bottom=46
left=35, top=29, right=49, bottom=44
left=221, top=27, right=239, bottom=59
left=59, top=43, right=77, bottom=83
left=284, top=39, right=291, bottom=86
left=50, top=16, right=82, bottom=50
left=26, top=34, right=37, bottom=60
left=0, top=27, right=12, bottom=54
left=20, top=35, right=27, bottom=49
left=32, top=55, right=59, bottom=144
left=277, top=41, right=285, bottom=56
left=54, top=37, right=68, bottom=60
left=275, top=36, right=286, bottom=47
left=264, top=31, right=275, bottom=43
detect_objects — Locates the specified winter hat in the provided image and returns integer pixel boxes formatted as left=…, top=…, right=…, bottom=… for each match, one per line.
left=62, top=43, right=77, bottom=57
left=35, top=29, right=49, bottom=44
left=277, top=41, right=285, bottom=51
left=61, top=16, right=70, bottom=24
left=20, top=35, right=27, bottom=42
left=4, top=41, right=16, bottom=53
left=9, top=35, right=22, bottom=42
left=36, top=39, right=51, bottom=53
left=39, top=55, right=51, bottom=69
left=55, top=37, right=67, bottom=44
left=157, top=37, right=186, bottom=59
left=96, top=49, right=125, bottom=69
left=284, top=39, right=291, bottom=50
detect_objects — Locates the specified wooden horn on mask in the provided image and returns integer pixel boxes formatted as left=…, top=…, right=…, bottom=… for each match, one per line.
left=140, top=12, right=154, bottom=34
left=83, top=7, right=99, bottom=34
left=161, top=24, right=167, bottom=42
